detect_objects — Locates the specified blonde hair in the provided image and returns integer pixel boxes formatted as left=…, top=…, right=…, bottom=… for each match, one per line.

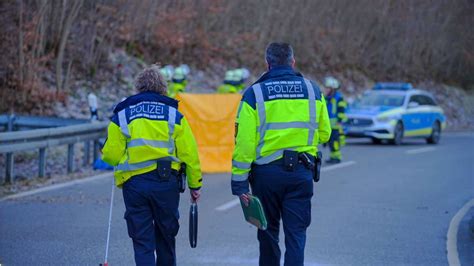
left=134, top=64, right=167, bottom=95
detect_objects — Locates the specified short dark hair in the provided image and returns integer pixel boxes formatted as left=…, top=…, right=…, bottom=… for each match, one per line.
left=265, top=42, right=294, bottom=67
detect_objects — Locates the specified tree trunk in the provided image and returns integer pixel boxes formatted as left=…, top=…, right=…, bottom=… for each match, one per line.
left=18, top=0, right=24, bottom=87
left=55, top=0, right=83, bottom=92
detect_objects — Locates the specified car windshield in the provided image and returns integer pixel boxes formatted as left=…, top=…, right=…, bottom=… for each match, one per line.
left=353, top=92, right=405, bottom=107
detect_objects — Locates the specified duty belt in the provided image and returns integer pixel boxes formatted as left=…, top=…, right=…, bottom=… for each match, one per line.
left=265, top=152, right=315, bottom=166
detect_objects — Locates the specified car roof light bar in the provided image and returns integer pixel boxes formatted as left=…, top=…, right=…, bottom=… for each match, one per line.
left=373, top=82, right=413, bottom=91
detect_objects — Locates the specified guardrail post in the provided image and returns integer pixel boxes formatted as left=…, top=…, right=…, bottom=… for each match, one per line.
left=5, top=113, right=15, bottom=183
left=7, top=113, right=15, bottom=131
left=6, top=153, right=14, bottom=183
left=93, top=140, right=100, bottom=162
left=39, top=148, right=46, bottom=178
left=67, top=144, right=74, bottom=173
left=83, top=141, right=90, bottom=166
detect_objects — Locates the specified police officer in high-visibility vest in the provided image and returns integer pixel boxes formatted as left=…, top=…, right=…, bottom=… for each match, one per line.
left=231, top=43, right=331, bottom=266
left=168, top=65, right=189, bottom=98
left=323, top=76, right=347, bottom=164
left=159, top=65, right=174, bottom=83
left=217, top=68, right=250, bottom=94
left=234, top=68, right=250, bottom=92
left=102, top=65, right=202, bottom=266
left=217, top=69, right=240, bottom=93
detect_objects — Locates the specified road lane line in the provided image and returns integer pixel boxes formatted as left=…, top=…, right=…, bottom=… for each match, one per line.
left=215, top=198, right=241, bottom=211
left=321, top=161, right=356, bottom=172
left=444, top=132, right=474, bottom=138
left=446, top=198, right=474, bottom=266
left=216, top=161, right=356, bottom=211
left=405, top=147, right=436, bottom=154
left=0, top=172, right=113, bottom=202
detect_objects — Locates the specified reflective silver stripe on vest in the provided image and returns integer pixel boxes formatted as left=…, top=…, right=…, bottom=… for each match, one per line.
left=159, top=156, right=180, bottom=162
left=253, top=84, right=266, bottom=157
left=304, top=78, right=317, bottom=145
left=127, top=139, right=169, bottom=148
left=232, top=160, right=252, bottom=169
left=118, top=109, right=130, bottom=138
left=115, top=156, right=180, bottom=171
left=168, top=107, right=177, bottom=154
left=231, top=172, right=249, bottom=182
left=254, top=148, right=284, bottom=165
left=254, top=147, right=300, bottom=165
left=264, top=121, right=318, bottom=130
left=115, top=159, right=156, bottom=171
left=236, top=101, right=243, bottom=119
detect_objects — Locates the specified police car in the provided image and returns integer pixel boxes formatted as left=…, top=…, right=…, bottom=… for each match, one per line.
left=345, top=83, right=446, bottom=145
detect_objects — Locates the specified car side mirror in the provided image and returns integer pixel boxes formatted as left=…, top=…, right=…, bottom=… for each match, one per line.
left=408, top=102, right=419, bottom=109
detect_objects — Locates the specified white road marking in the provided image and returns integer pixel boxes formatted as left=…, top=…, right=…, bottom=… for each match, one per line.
left=215, top=198, right=241, bottom=211
left=446, top=198, right=474, bottom=266
left=321, top=160, right=356, bottom=172
left=0, top=172, right=113, bottom=202
left=216, top=161, right=356, bottom=211
left=405, top=147, right=436, bottom=154
left=444, top=132, right=474, bottom=138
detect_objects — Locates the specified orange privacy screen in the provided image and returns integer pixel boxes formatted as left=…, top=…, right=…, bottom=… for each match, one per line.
left=176, top=93, right=242, bottom=173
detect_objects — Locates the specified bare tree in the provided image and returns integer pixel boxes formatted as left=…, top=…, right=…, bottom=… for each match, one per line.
left=55, top=0, right=83, bottom=92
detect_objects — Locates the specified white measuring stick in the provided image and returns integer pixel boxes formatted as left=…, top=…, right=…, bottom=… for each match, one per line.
left=104, top=178, right=115, bottom=265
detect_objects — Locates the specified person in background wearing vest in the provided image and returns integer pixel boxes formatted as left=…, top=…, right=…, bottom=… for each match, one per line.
left=159, top=65, right=174, bottom=83
left=168, top=64, right=190, bottom=98
left=102, top=65, right=202, bottom=266
left=217, top=68, right=250, bottom=93
left=231, top=42, right=331, bottom=266
left=323, top=76, right=347, bottom=164
left=234, top=68, right=250, bottom=92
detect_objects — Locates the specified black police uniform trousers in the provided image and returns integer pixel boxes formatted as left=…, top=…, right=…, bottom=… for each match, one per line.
left=250, top=160, right=314, bottom=266
left=122, top=169, right=180, bottom=266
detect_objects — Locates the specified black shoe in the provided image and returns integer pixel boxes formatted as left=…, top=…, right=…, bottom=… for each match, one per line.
left=325, top=158, right=341, bottom=164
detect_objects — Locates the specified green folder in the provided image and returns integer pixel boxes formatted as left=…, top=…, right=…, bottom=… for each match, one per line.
left=240, top=195, right=267, bottom=230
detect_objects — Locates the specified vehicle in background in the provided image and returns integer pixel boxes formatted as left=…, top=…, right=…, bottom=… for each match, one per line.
left=344, top=83, right=446, bottom=145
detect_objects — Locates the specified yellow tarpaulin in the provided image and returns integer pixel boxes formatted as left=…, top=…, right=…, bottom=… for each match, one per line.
left=176, top=93, right=241, bottom=173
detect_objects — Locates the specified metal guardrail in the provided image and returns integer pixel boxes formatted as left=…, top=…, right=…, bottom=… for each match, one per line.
left=0, top=121, right=109, bottom=183
left=0, top=114, right=89, bottom=131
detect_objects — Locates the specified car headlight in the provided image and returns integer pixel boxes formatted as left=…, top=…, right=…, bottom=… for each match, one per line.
left=376, top=115, right=397, bottom=123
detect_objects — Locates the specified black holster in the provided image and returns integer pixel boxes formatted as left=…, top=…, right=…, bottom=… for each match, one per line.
left=298, top=152, right=322, bottom=183
left=315, top=151, right=322, bottom=182
left=177, top=163, right=186, bottom=193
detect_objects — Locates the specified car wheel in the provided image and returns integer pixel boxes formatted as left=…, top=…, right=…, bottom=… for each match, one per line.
left=390, top=122, right=404, bottom=145
left=371, top=138, right=382, bottom=144
left=426, top=121, right=441, bottom=144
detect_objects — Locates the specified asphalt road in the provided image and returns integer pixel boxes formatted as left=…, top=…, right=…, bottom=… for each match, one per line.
left=1, top=133, right=473, bottom=265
